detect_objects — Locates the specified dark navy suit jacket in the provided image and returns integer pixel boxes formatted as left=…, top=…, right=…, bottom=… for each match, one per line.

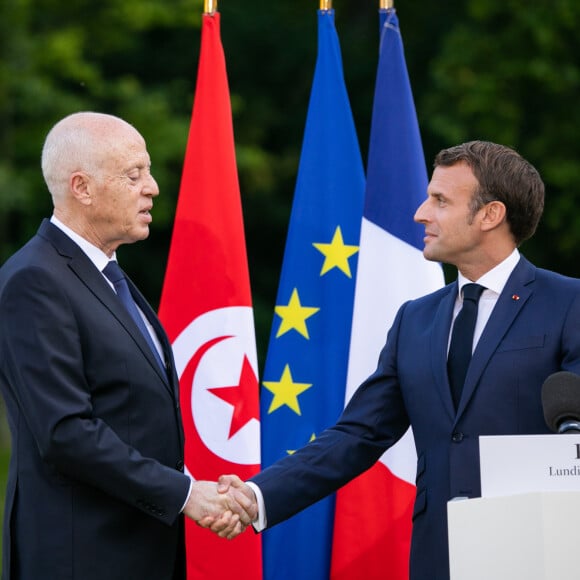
left=252, top=256, right=580, bottom=580
left=0, top=220, right=189, bottom=580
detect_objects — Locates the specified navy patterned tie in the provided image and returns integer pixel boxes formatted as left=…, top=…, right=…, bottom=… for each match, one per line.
left=103, top=261, right=166, bottom=373
left=448, top=283, right=485, bottom=409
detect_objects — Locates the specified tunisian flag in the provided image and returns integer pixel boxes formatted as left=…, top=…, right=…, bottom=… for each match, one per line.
left=158, top=12, right=262, bottom=580
left=330, top=8, right=443, bottom=580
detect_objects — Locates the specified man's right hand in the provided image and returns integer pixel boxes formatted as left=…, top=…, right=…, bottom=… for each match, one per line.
left=195, top=474, right=258, bottom=539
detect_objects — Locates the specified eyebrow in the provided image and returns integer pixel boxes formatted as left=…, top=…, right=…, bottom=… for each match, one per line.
left=124, top=162, right=151, bottom=173
left=427, top=190, right=445, bottom=199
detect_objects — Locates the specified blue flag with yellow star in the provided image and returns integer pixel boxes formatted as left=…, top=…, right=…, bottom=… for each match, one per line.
left=259, top=9, right=365, bottom=580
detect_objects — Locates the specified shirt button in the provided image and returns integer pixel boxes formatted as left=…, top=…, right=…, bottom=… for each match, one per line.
left=452, top=432, right=464, bottom=443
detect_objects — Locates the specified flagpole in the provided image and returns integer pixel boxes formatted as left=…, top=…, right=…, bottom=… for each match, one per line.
left=380, top=0, right=394, bottom=8
left=320, top=0, right=332, bottom=10
left=204, top=0, right=217, bottom=14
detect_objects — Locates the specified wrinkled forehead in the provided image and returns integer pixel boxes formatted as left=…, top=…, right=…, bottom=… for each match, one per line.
left=93, top=128, right=149, bottom=172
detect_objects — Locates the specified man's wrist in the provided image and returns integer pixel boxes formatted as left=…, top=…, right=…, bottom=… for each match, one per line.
left=246, top=481, right=267, bottom=531
left=180, top=477, right=193, bottom=513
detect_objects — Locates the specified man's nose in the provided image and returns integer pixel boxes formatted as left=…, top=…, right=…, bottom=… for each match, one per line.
left=146, top=174, right=160, bottom=197
left=414, top=198, right=429, bottom=223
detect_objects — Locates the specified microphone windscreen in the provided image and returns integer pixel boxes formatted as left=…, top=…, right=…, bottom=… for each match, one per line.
left=541, top=371, right=580, bottom=433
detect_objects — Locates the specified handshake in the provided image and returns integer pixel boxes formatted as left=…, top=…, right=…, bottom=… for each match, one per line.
left=183, top=475, right=258, bottom=540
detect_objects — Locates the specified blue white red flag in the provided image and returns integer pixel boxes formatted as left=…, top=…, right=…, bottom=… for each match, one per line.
left=330, top=9, right=444, bottom=580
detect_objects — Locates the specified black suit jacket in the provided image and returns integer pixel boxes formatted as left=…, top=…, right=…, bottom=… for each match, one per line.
left=0, top=220, right=190, bottom=580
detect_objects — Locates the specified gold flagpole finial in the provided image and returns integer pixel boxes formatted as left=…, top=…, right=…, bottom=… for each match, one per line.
left=380, top=0, right=394, bottom=8
left=204, top=0, right=218, bottom=14
left=320, top=0, right=332, bottom=10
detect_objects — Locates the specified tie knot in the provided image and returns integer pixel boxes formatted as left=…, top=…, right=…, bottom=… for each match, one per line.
left=102, top=261, right=125, bottom=285
left=462, top=283, right=485, bottom=303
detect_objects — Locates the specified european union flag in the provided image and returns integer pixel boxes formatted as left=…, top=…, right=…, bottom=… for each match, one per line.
left=259, top=9, right=365, bottom=580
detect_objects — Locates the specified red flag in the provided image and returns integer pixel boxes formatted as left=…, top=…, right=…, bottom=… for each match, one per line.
left=158, top=12, right=262, bottom=580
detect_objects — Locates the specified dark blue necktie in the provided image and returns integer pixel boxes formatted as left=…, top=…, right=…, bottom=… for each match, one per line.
left=448, top=283, right=485, bottom=409
left=103, top=261, right=166, bottom=373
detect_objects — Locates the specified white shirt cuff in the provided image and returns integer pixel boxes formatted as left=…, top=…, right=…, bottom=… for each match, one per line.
left=180, top=477, right=193, bottom=513
left=246, top=481, right=267, bottom=531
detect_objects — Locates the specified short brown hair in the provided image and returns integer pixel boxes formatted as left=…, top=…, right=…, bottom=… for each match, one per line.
left=434, top=141, right=544, bottom=245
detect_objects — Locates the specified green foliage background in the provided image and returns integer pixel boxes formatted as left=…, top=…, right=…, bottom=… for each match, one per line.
left=0, top=0, right=579, bottom=560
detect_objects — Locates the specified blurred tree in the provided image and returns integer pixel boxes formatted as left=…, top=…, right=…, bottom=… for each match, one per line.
left=0, top=0, right=578, bottom=359
left=421, top=0, right=580, bottom=277
left=0, top=0, right=204, bottom=283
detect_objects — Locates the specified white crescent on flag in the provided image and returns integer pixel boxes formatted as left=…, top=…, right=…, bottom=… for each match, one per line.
left=172, top=306, right=260, bottom=470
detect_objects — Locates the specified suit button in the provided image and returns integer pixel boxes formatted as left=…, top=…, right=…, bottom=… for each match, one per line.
left=176, top=460, right=184, bottom=472
left=452, top=432, right=464, bottom=443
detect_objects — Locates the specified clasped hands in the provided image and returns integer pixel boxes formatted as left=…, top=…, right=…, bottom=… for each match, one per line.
left=183, top=475, right=256, bottom=540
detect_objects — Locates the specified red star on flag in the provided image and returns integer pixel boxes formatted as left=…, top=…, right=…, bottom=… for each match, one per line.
left=208, top=355, right=260, bottom=439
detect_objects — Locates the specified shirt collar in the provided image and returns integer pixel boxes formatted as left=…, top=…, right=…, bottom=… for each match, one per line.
left=457, top=248, right=520, bottom=297
left=50, top=215, right=117, bottom=272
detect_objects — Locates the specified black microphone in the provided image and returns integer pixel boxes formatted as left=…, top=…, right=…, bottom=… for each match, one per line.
left=541, top=371, right=580, bottom=434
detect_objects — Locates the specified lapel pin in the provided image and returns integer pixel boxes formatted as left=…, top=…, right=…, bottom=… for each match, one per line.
left=512, top=294, right=520, bottom=301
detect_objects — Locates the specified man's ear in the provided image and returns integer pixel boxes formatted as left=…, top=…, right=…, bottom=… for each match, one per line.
left=70, top=172, right=92, bottom=205
left=480, top=200, right=507, bottom=232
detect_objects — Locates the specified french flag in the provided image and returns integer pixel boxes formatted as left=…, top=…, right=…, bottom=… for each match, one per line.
left=330, top=9, right=444, bottom=580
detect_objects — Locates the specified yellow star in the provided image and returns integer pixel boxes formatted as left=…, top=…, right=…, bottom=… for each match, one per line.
left=312, top=226, right=359, bottom=277
left=287, top=433, right=317, bottom=455
left=274, top=288, right=320, bottom=339
left=262, top=365, right=312, bottom=416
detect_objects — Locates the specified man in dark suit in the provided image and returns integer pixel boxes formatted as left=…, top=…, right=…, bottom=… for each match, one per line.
left=211, top=141, right=580, bottom=579
left=0, top=112, right=254, bottom=580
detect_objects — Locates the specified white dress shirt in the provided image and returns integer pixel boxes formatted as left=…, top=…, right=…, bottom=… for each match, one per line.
left=451, top=248, right=521, bottom=353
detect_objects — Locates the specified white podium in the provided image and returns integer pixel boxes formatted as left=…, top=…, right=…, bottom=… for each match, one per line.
left=448, top=434, right=580, bottom=580
left=448, top=491, right=580, bottom=580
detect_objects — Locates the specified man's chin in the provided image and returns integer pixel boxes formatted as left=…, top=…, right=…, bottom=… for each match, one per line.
left=137, top=224, right=151, bottom=240
left=423, top=248, right=446, bottom=265
left=123, top=227, right=150, bottom=246
left=422, top=248, right=436, bottom=262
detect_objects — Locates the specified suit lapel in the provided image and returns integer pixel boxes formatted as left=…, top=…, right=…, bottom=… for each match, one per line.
left=39, top=220, right=173, bottom=393
left=456, top=258, right=536, bottom=417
